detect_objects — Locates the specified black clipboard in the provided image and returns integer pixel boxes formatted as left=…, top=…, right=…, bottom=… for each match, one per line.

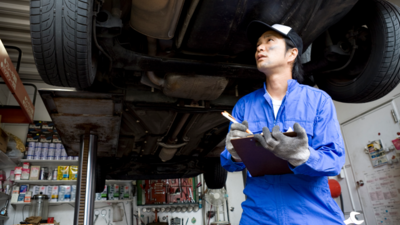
left=231, top=132, right=296, bottom=176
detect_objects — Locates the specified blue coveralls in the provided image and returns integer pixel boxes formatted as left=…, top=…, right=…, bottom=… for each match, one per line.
left=221, top=79, right=346, bottom=225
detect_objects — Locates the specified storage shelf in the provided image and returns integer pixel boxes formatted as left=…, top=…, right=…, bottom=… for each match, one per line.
left=0, top=151, right=17, bottom=169
left=14, top=180, right=77, bottom=185
left=0, top=215, right=8, bottom=221
left=96, top=199, right=132, bottom=203
left=138, top=203, right=198, bottom=208
left=11, top=201, right=75, bottom=206
left=11, top=199, right=132, bottom=206
left=105, top=180, right=135, bottom=185
left=0, top=192, right=10, bottom=201
left=20, top=159, right=79, bottom=166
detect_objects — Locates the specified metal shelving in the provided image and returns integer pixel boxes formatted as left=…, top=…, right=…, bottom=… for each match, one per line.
left=105, top=180, right=135, bottom=185
left=0, top=192, right=10, bottom=201
left=0, top=215, right=9, bottom=221
left=138, top=203, right=198, bottom=208
left=10, top=199, right=132, bottom=206
left=0, top=151, right=17, bottom=169
left=20, top=159, right=79, bottom=167
left=14, top=180, right=77, bottom=185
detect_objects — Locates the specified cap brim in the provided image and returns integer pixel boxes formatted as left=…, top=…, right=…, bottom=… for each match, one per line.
left=246, top=21, right=289, bottom=46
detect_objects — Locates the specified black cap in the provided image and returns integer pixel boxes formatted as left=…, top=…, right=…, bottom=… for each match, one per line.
left=247, top=20, right=303, bottom=56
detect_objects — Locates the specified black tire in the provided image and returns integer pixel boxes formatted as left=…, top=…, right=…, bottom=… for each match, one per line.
left=30, top=0, right=96, bottom=88
left=311, top=0, right=400, bottom=103
left=203, top=159, right=228, bottom=189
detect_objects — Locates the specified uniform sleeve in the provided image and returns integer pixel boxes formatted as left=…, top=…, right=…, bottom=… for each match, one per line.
left=220, top=98, right=247, bottom=172
left=290, top=97, right=345, bottom=176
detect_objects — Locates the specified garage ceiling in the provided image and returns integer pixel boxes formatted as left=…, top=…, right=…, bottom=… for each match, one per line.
left=0, top=0, right=42, bottom=82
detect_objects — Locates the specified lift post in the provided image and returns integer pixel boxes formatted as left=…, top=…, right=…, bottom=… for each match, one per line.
left=74, top=133, right=98, bottom=225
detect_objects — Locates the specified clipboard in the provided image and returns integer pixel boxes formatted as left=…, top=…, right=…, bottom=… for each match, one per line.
left=231, top=132, right=297, bottom=176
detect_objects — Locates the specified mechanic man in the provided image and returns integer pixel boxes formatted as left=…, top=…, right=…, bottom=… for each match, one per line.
left=220, top=21, right=346, bottom=224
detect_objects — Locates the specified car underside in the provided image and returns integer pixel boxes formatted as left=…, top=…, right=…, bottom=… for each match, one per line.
left=32, top=0, right=400, bottom=188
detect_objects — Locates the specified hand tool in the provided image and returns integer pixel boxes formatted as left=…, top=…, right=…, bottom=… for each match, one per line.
left=344, top=212, right=364, bottom=225
left=101, top=209, right=108, bottom=224
left=93, top=210, right=100, bottom=224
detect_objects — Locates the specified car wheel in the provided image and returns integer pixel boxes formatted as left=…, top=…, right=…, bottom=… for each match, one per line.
left=311, top=0, right=400, bottom=103
left=30, top=0, right=96, bottom=88
left=203, top=159, right=228, bottom=189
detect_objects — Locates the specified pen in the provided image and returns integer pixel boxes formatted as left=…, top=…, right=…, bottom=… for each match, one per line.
left=221, top=111, right=253, bottom=134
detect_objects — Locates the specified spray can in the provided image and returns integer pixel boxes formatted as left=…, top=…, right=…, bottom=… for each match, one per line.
left=198, top=193, right=202, bottom=209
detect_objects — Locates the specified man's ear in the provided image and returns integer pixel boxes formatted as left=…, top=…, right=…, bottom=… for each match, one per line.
left=287, top=48, right=298, bottom=64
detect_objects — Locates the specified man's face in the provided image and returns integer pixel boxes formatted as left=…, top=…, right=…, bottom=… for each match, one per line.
left=255, top=30, right=291, bottom=73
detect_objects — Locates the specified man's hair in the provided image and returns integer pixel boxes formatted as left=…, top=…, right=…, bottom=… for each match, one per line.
left=284, top=38, right=304, bottom=83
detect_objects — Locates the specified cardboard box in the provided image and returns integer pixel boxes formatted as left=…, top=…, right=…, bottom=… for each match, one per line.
left=71, top=185, right=76, bottom=201
left=14, top=167, right=22, bottom=175
left=122, top=185, right=130, bottom=199
left=52, top=134, right=62, bottom=143
left=42, top=122, right=54, bottom=130
left=39, top=186, right=46, bottom=195
left=29, top=121, right=42, bottom=129
left=46, top=186, right=53, bottom=197
left=26, top=133, right=40, bottom=142
left=0, top=128, right=9, bottom=153
left=40, top=134, right=52, bottom=143
left=21, top=168, right=30, bottom=180
left=50, top=186, right=59, bottom=202
left=110, top=184, right=119, bottom=200
left=22, top=162, right=30, bottom=169
left=24, top=191, right=32, bottom=202
left=11, top=193, right=19, bottom=203
left=30, top=166, right=40, bottom=180
left=12, top=185, right=20, bottom=194
left=57, top=166, right=69, bottom=180
left=100, top=185, right=107, bottom=200
left=19, top=185, right=28, bottom=194
left=58, top=185, right=71, bottom=202
left=69, top=166, right=78, bottom=180
left=32, top=186, right=40, bottom=196
left=17, top=194, right=25, bottom=202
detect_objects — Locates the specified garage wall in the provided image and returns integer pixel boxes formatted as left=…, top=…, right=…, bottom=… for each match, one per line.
left=334, top=85, right=400, bottom=124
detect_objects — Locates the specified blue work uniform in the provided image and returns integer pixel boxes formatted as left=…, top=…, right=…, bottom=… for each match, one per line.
left=221, top=79, right=346, bottom=225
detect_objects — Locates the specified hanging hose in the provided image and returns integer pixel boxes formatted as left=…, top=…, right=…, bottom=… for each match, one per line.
left=339, top=193, right=344, bottom=216
left=207, top=205, right=213, bottom=225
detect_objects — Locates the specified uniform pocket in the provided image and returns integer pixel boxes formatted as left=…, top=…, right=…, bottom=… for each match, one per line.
left=248, top=121, right=265, bottom=134
left=283, top=121, right=313, bottom=137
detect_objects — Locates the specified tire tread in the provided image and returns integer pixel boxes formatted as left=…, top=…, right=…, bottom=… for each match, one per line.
left=30, top=0, right=93, bottom=88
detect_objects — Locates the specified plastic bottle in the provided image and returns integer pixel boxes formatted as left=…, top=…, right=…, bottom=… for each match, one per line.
left=3, top=176, right=13, bottom=195
left=198, top=193, right=202, bottom=209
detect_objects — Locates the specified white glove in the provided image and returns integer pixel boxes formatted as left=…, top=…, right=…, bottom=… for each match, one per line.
left=225, top=121, right=250, bottom=161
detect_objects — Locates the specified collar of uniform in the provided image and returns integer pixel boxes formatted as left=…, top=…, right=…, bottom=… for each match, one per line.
left=263, top=79, right=298, bottom=103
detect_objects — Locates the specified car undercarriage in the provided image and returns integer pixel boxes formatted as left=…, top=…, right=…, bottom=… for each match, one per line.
left=32, top=0, right=400, bottom=188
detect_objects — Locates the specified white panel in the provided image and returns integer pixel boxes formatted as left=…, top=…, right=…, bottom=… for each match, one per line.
left=1, top=123, right=28, bottom=145
left=341, top=101, right=400, bottom=224
left=225, top=171, right=245, bottom=224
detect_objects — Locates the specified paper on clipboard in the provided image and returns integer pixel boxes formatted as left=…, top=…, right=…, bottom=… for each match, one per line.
left=231, top=132, right=296, bottom=176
